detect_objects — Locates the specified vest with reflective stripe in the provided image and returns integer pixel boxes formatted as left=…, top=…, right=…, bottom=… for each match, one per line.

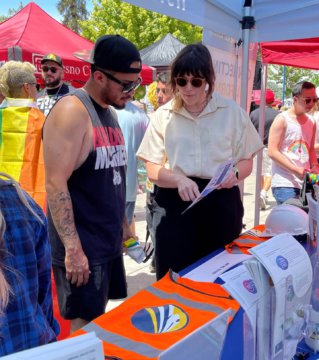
left=73, top=271, right=240, bottom=360
left=225, top=224, right=270, bottom=254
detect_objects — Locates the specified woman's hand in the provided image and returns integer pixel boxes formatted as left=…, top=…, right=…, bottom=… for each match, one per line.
left=176, top=175, right=200, bottom=201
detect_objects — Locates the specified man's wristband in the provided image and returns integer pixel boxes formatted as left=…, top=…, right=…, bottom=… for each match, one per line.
left=233, top=166, right=239, bottom=179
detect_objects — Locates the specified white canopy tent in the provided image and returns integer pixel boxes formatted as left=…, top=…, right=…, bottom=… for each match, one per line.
left=122, top=0, right=319, bottom=224
left=122, top=0, right=319, bottom=107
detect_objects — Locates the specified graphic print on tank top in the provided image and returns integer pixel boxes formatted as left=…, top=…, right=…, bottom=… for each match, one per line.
left=287, top=139, right=309, bottom=162
left=93, top=115, right=127, bottom=186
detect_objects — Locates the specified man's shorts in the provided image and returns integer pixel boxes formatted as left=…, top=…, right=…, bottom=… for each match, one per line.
left=262, top=147, right=272, bottom=177
left=53, top=255, right=127, bottom=322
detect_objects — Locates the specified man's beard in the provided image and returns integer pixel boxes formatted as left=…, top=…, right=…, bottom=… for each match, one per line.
left=111, top=101, right=126, bottom=110
left=44, top=77, right=61, bottom=88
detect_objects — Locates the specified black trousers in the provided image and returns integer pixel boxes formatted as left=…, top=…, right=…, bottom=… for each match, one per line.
left=153, top=179, right=244, bottom=280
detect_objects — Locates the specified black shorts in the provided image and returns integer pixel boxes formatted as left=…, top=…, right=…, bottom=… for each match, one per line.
left=53, top=255, right=127, bottom=321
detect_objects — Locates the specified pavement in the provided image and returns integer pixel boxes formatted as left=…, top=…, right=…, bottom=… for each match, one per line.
left=106, top=160, right=276, bottom=312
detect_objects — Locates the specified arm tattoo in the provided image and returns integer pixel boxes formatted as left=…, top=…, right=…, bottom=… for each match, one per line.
left=48, top=191, right=78, bottom=247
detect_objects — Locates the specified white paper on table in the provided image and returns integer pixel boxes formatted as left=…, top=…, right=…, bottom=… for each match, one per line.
left=1, top=332, right=104, bottom=360
left=249, top=234, right=313, bottom=358
left=182, top=159, right=233, bottom=213
left=220, top=264, right=260, bottom=331
left=182, top=250, right=251, bottom=282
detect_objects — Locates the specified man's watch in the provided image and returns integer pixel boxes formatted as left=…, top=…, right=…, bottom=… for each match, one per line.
left=233, top=166, right=239, bottom=179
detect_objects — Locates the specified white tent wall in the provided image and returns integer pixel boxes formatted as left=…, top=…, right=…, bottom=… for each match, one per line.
left=203, top=30, right=258, bottom=108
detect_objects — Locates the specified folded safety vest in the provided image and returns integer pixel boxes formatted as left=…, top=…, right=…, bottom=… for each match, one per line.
left=225, top=224, right=270, bottom=254
left=73, top=271, right=240, bottom=360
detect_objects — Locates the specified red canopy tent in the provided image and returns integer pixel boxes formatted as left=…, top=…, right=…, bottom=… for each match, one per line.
left=261, top=37, right=319, bottom=70
left=0, top=2, right=155, bottom=87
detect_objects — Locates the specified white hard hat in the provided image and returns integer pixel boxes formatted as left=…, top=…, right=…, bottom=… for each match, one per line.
left=261, top=204, right=309, bottom=237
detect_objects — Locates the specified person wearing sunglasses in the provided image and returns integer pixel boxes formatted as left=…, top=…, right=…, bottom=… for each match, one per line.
left=0, top=60, right=46, bottom=208
left=137, top=43, right=263, bottom=280
left=43, top=34, right=141, bottom=333
left=268, top=80, right=319, bottom=205
left=37, top=53, right=74, bottom=116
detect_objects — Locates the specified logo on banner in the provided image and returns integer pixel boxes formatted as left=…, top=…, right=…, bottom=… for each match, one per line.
left=160, top=0, right=186, bottom=11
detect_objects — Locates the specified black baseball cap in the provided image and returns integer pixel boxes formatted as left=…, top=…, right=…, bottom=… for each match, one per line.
left=74, top=34, right=141, bottom=74
left=41, top=53, right=63, bottom=67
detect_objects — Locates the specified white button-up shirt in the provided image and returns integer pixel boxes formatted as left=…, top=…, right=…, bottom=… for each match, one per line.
left=137, top=92, right=263, bottom=179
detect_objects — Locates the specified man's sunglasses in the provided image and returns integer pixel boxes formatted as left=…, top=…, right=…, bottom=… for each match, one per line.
left=97, top=68, right=142, bottom=94
left=42, top=66, right=59, bottom=74
left=299, top=97, right=319, bottom=105
left=175, top=77, right=205, bottom=88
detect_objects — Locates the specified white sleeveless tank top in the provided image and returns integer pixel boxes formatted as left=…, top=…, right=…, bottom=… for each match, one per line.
left=272, top=110, right=314, bottom=189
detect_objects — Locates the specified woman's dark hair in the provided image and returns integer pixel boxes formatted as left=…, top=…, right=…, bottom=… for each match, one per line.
left=171, top=43, right=215, bottom=98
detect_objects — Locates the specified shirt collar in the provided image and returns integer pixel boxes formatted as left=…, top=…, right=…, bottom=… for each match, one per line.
left=0, top=98, right=38, bottom=109
left=161, top=92, right=230, bottom=119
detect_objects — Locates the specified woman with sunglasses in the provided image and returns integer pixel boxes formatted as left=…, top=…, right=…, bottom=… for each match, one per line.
left=0, top=60, right=46, bottom=209
left=137, top=43, right=263, bottom=280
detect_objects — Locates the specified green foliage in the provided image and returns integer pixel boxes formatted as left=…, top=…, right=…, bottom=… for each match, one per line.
left=268, top=64, right=319, bottom=98
left=80, top=0, right=202, bottom=48
left=57, top=0, right=89, bottom=34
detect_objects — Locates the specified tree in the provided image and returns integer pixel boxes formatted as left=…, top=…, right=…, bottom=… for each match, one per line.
left=57, top=0, right=89, bottom=34
left=268, top=64, right=319, bottom=98
left=0, top=2, right=23, bottom=23
left=80, top=0, right=202, bottom=49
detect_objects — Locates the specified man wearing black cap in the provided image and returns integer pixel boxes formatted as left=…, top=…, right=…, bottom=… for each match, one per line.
left=37, top=53, right=73, bottom=116
left=43, top=35, right=142, bottom=332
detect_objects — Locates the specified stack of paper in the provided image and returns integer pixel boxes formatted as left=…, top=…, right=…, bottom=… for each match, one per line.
left=1, top=332, right=104, bottom=360
left=221, top=233, right=312, bottom=360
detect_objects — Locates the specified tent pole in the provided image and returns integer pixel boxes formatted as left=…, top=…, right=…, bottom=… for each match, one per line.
left=240, top=1, right=254, bottom=110
left=239, top=2, right=255, bottom=206
left=254, top=63, right=268, bottom=226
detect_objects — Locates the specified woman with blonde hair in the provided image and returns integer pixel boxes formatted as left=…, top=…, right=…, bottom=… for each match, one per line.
left=138, top=43, right=263, bottom=279
left=0, top=61, right=46, bottom=209
left=0, top=172, right=59, bottom=356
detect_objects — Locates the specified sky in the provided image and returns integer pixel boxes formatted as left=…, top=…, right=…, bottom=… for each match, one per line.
left=0, top=0, right=93, bottom=22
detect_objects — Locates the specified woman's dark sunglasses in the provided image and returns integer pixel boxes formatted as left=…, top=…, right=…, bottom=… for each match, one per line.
left=42, top=66, right=59, bottom=74
left=176, top=77, right=205, bottom=88
left=97, top=68, right=142, bottom=94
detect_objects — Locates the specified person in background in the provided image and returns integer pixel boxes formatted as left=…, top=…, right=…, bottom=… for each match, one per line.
left=268, top=81, right=318, bottom=205
left=311, top=89, right=319, bottom=161
left=116, top=101, right=149, bottom=237
left=156, top=72, right=173, bottom=108
left=0, top=172, right=59, bottom=356
left=37, top=53, right=74, bottom=116
left=146, top=72, right=174, bottom=273
left=0, top=60, right=46, bottom=209
left=250, top=89, right=279, bottom=210
left=137, top=43, right=263, bottom=280
left=43, top=35, right=141, bottom=332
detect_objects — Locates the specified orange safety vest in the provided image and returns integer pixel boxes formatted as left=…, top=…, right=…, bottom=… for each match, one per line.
left=225, top=224, right=270, bottom=254
left=73, top=271, right=240, bottom=360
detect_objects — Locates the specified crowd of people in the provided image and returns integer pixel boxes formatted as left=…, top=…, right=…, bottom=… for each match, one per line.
left=0, top=32, right=318, bottom=357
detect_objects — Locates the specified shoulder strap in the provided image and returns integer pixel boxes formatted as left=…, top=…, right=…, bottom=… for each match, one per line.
left=72, top=89, right=101, bottom=128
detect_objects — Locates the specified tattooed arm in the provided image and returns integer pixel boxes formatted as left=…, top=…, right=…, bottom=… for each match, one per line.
left=43, top=96, right=92, bottom=287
